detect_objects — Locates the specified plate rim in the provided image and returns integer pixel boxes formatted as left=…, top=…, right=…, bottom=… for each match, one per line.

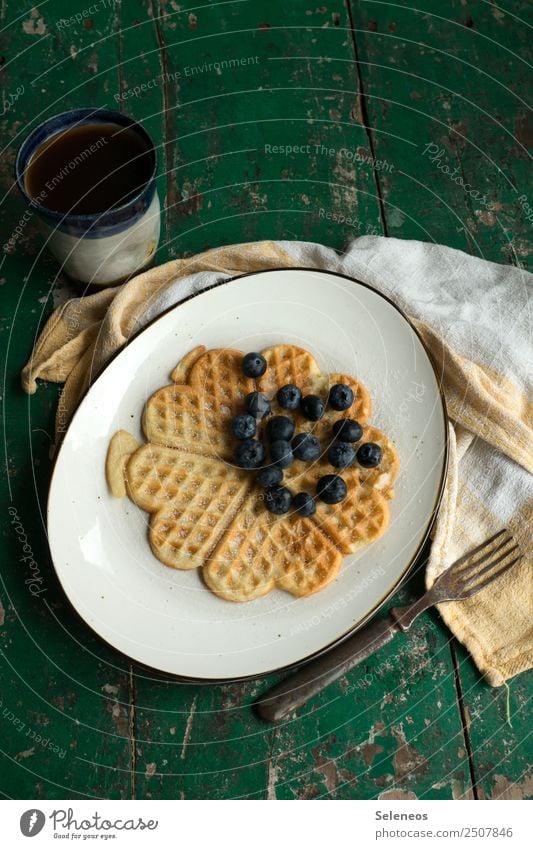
left=46, top=266, right=449, bottom=681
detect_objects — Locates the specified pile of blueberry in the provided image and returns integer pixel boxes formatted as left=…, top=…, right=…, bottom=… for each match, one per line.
left=231, top=352, right=382, bottom=517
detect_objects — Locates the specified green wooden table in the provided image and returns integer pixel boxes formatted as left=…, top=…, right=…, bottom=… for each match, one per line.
left=1, top=0, right=531, bottom=801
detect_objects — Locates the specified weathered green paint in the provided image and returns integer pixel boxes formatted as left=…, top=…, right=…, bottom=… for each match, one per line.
left=0, top=0, right=530, bottom=800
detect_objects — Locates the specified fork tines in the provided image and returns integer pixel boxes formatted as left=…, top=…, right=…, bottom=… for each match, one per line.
left=457, top=530, right=523, bottom=593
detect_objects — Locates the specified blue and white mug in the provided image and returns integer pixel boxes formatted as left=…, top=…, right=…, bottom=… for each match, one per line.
left=15, top=108, right=160, bottom=287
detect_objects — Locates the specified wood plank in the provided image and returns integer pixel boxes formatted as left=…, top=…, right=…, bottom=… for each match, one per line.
left=452, top=643, right=532, bottom=800
left=0, top=0, right=133, bottom=799
left=347, top=0, right=532, bottom=268
left=147, top=0, right=383, bottom=259
left=264, top=566, right=474, bottom=800
left=128, top=0, right=386, bottom=800
left=350, top=0, right=533, bottom=800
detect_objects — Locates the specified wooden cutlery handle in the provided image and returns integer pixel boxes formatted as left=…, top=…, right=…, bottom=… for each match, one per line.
left=257, top=615, right=399, bottom=722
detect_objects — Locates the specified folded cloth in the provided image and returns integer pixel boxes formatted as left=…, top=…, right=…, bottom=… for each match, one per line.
left=22, top=238, right=532, bottom=686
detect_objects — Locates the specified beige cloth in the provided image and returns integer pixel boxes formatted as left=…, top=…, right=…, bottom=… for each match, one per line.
left=22, top=238, right=532, bottom=686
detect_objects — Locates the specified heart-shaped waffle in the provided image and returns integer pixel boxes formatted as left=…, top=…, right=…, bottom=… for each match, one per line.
left=106, top=344, right=399, bottom=601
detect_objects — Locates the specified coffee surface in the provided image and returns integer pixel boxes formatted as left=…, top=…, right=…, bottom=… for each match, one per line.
left=25, top=122, right=153, bottom=215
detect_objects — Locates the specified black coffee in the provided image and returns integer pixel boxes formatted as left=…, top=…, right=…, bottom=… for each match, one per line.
left=24, top=122, right=153, bottom=215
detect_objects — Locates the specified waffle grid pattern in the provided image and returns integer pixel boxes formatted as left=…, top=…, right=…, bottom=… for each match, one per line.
left=204, top=494, right=343, bottom=601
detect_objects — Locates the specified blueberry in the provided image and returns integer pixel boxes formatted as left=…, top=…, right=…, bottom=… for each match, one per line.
left=270, top=440, right=294, bottom=469
left=256, top=466, right=283, bottom=488
left=328, top=441, right=356, bottom=469
left=300, top=394, right=325, bottom=421
left=245, top=391, right=271, bottom=420
left=294, top=492, right=316, bottom=517
left=328, top=383, right=354, bottom=411
left=265, top=486, right=293, bottom=515
left=242, top=352, right=267, bottom=378
left=292, top=432, right=321, bottom=462
left=357, top=442, right=382, bottom=468
left=332, top=418, right=363, bottom=443
left=317, top=474, right=347, bottom=504
left=234, top=439, right=265, bottom=470
left=231, top=413, right=256, bottom=440
left=265, top=415, right=295, bottom=442
left=277, top=384, right=302, bottom=411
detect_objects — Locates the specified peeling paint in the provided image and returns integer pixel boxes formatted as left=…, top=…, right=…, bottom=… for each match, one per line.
left=379, top=789, right=418, bottom=800
left=387, top=208, right=406, bottom=228
left=297, top=783, right=320, bottom=799
left=452, top=778, right=474, bottom=800
left=180, top=695, right=197, bottom=760
left=360, top=741, right=384, bottom=766
left=145, top=762, right=157, bottom=779
left=106, top=693, right=129, bottom=737
left=474, top=209, right=495, bottom=226
left=266, top=752, right=279, bottom=799
left=179, top=177, right=203, bottom=216
left=87, top=52, right=98, bottom=74
left=392, top=726, right=428, bottom=780
left=313, top=753, right=338, bottom=794
left=15, top=747, right=35, bottom=760
left=22, top=8, right=46, bottom=36
left=488, top=773, right=533, bottom=800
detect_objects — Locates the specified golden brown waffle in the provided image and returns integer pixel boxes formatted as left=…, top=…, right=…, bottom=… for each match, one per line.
left=258, top=344, right=321, bottom=398
left=143, top=348, right=254, bottom=461
left=170, top=344, right=206, bottom=383
left=106, top=343, right=399, bottom=600
left=289, top=437, right=394, bottom=556
left=106, top=430, right=140, bottom=498
left=203, top=491, right=343, bottom=601
left=126, top=444, right=251, bottom=570
left=258, top=346, right=372, bottom=443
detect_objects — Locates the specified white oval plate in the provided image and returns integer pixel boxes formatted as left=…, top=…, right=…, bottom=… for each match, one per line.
left=47, top=269, right=448, bottom=680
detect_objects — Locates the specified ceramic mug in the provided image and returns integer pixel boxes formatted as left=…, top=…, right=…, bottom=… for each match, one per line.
left=15, top=108, right=160, bottom=287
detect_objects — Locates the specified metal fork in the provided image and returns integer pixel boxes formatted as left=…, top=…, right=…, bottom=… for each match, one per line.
left=257, top=529, right=522, bottom=722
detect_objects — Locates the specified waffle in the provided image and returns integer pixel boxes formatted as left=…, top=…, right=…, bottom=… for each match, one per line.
left=126, top=443, right=251, bottom=570
left=106, top=430, right=140, bottom=498
left=258, top=346, right=372, bottom=441
left=142, top=348, right=254, bottom=461
left=106, top=343, right=399, bottom=600
left=289, top=435, right=394, bottom=556
left=204, top=491, right=343, bottom=601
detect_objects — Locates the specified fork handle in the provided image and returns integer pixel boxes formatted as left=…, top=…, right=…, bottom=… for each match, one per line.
left=257, top=615, right=400, bottom=722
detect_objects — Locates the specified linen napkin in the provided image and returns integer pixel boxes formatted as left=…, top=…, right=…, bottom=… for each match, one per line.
left=22, top=237, right=532, bottom=686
